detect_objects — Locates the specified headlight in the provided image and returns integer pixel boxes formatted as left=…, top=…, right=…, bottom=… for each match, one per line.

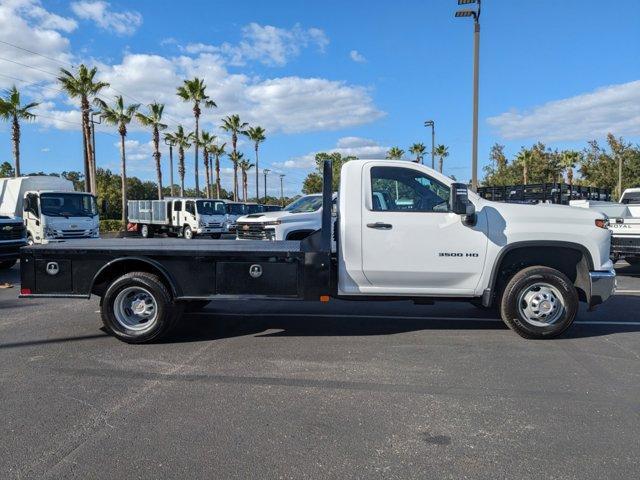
left=44, top=226, right=57, bottom=237
left=199, top=220, right=205, bottom=227
left=595, top=217, right=609, bottom=229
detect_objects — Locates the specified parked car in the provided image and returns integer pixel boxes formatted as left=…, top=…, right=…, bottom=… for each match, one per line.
left=0, top=214, right=26, bottom=269
left=20, top=159, right=614, bottom=343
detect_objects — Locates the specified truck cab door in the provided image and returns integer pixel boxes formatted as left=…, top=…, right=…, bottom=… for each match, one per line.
left=359, top=164, right=488, bottom=295
left=24, top=193, right=41, bottom=239
left=173, top=200, right=182, bottom=226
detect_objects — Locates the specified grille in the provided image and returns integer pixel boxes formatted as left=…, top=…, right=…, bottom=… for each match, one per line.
left=0, top=223, right=26, bottom=240
left=60, top=229, right=91, bottom=239
left=611, top=236, right=640, bottom=253
left=206, top=222, right=222, bottom=228
left=236, top=223, right=275, bottom=240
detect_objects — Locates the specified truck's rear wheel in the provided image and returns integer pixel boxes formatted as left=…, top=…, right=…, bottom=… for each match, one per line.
left=101, top=272, right=182, bottom=343
left=140, top=224, right=154, bottom=238
left=500, top=266, right=578, bottom=339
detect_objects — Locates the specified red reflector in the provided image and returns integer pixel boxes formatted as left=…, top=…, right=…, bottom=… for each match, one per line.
left=320, top=295, right=330, bottom=303
left=20, top=288, right=32, bottom=295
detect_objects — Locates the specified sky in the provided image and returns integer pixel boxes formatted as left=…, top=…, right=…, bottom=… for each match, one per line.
left=0, top=0, right=639, bottom=197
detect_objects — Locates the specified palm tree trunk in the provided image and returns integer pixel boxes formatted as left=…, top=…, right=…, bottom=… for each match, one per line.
left=203, top=149, right=211, bottom=199
left=81, top=97, right=94, bottom=193
left=232, top=134, right=238, bottom=201
left=11, top=114, right=20, bottom=177
left=255, top=145, right=259, bottom=201
left=194, top=111, right=200, bottom=196
left=153, top=127, right=162, bottom=199
left=438, top=156, right=443, bottom=173
left=215, top=155, right=221, bottom=199
left=568, top=168, right=573, bottom=186
left=120, top=133, right=127, bottom=229
left=178, top=148, right=185, bottom=197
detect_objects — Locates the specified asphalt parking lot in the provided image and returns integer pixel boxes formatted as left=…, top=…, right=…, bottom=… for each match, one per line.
left=1, top=260, right=639, bottom=479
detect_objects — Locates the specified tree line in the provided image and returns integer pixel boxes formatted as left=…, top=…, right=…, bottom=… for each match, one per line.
left=0, top=64, right=270, bottom=226
left=482, top=134, right=640, bottom=197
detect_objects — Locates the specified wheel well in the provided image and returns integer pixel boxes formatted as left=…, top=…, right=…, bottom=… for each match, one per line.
left=91, top=259, right=177, bottom=298
left=285, top=230, right=314, bottom=241
left=492, top=246, right=591, bottom=304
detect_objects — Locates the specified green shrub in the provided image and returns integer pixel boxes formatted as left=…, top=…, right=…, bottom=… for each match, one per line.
left=100, top=219, right=123, bottom=232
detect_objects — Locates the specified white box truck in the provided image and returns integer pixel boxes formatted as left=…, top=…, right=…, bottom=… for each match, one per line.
left=0, top=176, right=99, bottom=244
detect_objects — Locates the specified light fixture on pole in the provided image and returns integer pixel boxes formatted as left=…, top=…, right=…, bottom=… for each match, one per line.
left=263, top=169, right=271, bottom=203
left=279, top=174, right=285, bottom=207
left=455, top=0, right=481, bottom=191
left=424, top=120, right=435, bottom=168
left=164, top=137, right=176, bottom=197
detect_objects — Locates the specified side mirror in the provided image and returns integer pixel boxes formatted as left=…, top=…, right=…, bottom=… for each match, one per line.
left=450, top=183, right=477, bottom=227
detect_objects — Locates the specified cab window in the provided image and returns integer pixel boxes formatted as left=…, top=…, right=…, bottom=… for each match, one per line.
left=370, top=166, right=450, bottom=212
left=174, top=201, right=182, bottom=212
left=185, top=201, right=195, bottom=215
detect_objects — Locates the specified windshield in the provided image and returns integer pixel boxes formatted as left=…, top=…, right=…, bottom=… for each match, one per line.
left=226, top=203, right=245, bottom=215
left=246, top=204, right=263, bottom=214
left=40, top=193, right=97, bottom=217
left=284, top=195, right=323, bottom=213
left=621, top=192, right=640, bottom=204
left=197, top=200, right=226, bottom=215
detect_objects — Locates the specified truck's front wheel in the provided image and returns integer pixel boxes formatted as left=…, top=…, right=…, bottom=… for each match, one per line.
left=183, top=225, right=194, bottom=240
left=500, top=266, right=578, bottom=339
left=101, top=272, right=182, bottom=343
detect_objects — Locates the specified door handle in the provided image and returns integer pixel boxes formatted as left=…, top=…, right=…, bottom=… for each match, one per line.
left=366, top=222, right=392, bottom=230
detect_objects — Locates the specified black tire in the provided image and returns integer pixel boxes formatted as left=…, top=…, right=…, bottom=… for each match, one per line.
left=625, top=256, right=640, bottom=265
left=210, top=233, right=221, bottom=239
left=0, top=259, right=17, bottom=270
left=183, top=225, right=194, bottom=240
left=140, top=224, right=154, bottom=238
left=101, top=271, right=183, bottom=344
left=500, top=266, right=578, bottom=339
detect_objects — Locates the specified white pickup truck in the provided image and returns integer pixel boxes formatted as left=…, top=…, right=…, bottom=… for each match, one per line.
left=20, top=159, right=615, bottom=343
left=236, top=193, right=333, bottom=240
left=571, top=188, right=640, bottom=263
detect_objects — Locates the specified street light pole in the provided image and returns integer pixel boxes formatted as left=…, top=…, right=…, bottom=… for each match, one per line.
left=279, top=174, right=285, bottom=207
left=263, top=169, right=271, bottom=203
left=455, top=0, right=481, bottom=191
left=164, top=138, right=176, bottom=197
left=90, top=111, right=101, bottom=195
left=424, top=120, right=435, bottom=168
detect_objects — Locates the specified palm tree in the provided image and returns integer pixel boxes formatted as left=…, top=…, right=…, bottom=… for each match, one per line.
left=0, top=86, right=39, bottom=177
left=135, top=103, right=167, bottom=199
left=244, top=126, right=266, bottom=200
left=167, top=126, right=193, bottom=196
left=561, top=150, right=580, bottom=186
left=210, top=143, right=226, bottom=198
left=517, top=150, right=533, bottom=184
left=220, top=114, right=248, bottom=201
left=386, top=147, right=404, bottom=160
left=198, top=131, right=216, bottom=198
left=434, top=144, right=449, bottom=173
left=94, top=96, right=140, bottom=228
left=57, top=64, right=109, bottom=193
left=238, top=158, right=254, bottom=202
left=177, top=78, right=216, bottom=196
left=408, top=143, right=426, bottom=164
left=228, top=150, right=244, bottom=200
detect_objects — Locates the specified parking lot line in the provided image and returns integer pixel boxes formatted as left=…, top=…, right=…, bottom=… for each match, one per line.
left=614, top=289, right=640, bottom=294
left=192, top=312, right=640, bottom=326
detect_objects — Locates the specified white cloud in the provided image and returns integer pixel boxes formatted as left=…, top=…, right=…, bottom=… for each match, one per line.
left=40, top=147, right=50, bottom=152
left=70, top=1, right=142, bottom=36
left=488, top=80, right=640, bottom=141
left=0, top=1, right=75, bottom=88
left=91, top=53, right=383, bottom=134
left=349, top=50, right=366, bottom=63
left=278, top=137, right=390, bottom=169
left=186, top=23, right=329, bottom=67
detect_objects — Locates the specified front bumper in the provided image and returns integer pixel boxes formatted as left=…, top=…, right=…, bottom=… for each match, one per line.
left=588, top=269, right=616, bottom=308
left=196, top=227, right=223, bottom=234
left=0, top=241, right=27, bottom=259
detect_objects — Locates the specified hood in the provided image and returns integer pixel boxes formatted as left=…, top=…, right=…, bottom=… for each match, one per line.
left=481, top=199, right=603, bottom=224
left=237, top=209, right=321, bottom=224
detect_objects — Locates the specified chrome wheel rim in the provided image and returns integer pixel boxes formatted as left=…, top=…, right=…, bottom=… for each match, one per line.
left=184, top=227, right=192, bottom=239
left=517, top=282, right=565, bottom=327
left=113, top=286, right=158, bottom=332
left=141, top=225, right=148, bottom=237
